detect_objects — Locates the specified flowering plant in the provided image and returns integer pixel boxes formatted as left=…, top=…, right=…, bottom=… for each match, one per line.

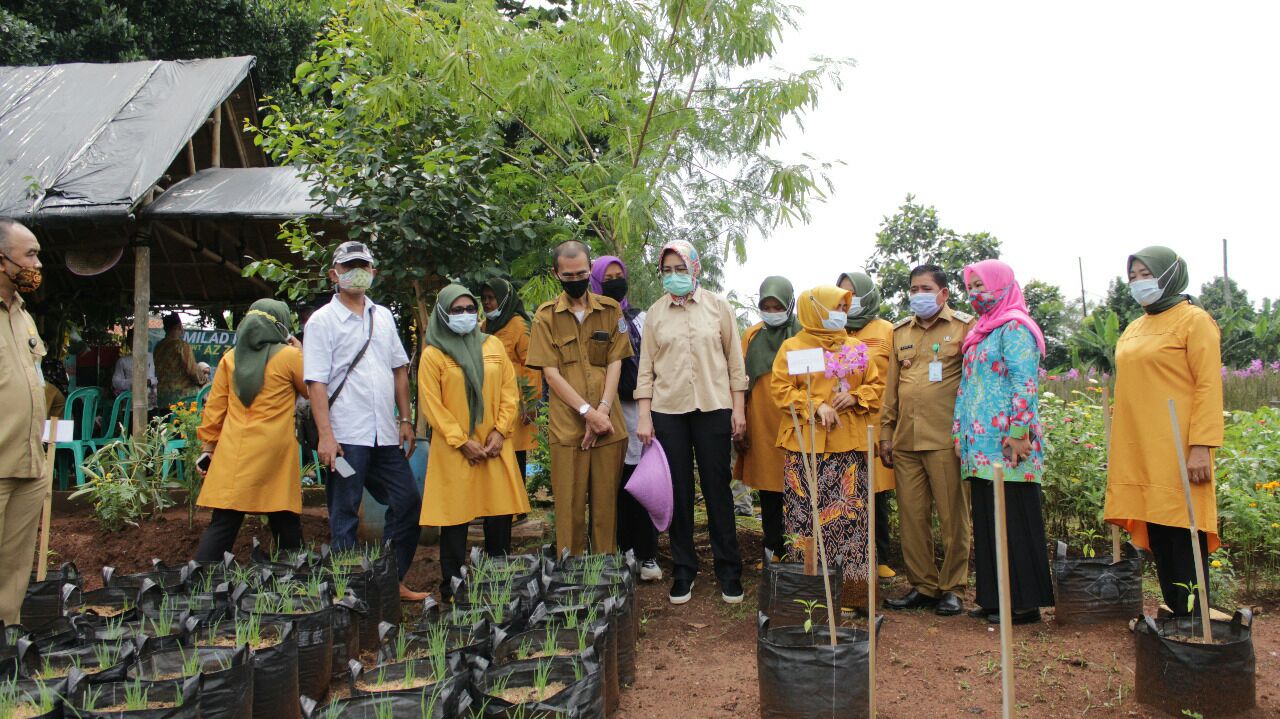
left=823, top=342, right=869, bottom=392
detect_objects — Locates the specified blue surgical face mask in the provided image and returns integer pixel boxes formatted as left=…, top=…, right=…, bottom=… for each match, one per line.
left=760, top=311, right=790, bottom=327
left=910, top=291, right=942, bottom=319
left=1129, top=261, right=1177, bottom=307
left=821, top=310, right=848, bottom=331
left=447, top=313, right=478, bottom=335
left=662, top=272, right=695, bottom=296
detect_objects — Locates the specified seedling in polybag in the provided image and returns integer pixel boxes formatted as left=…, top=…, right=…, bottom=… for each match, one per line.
left=94, top=642, right=123, bottom=669
left=124, top=679, right=150, bottom=711
left=423, top=624, right=449, bottom=680
left=181, top=647, right=202, bottom=678
left=372, top=697, right=395, bottom=719
left=1077, top=528, right=1102, bottom=558
left=533, top=659, right=553, bottom=700
left=795, top=599, right=826, bottom=634
left=541, top=625, right=560, bottom=659
left=575, top=625, right=590, bottom=653
left=1, top=679, right=58, bottom=714
left=235, top=614, right=264, bottom=648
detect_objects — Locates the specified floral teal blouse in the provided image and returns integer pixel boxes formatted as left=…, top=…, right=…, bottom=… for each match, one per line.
left=952, top=322, right=1044, bottom=482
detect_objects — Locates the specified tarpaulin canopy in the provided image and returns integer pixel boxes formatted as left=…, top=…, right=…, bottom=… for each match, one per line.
left=0, top=56, right=257, bottom=222
left=142, top=167, right=338, bottom=220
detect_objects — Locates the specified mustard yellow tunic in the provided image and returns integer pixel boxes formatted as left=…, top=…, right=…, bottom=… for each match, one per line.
left=196, top=347, right=306, bottom=513
left=418, top=336, right=532, bottom=527
left=850, top=318, right=896, bottom=493
left=1105, top=301, right=1224, bottom=552
left=490, top=316, right=541, bottom=453
left=769, top=334, right=884, bottom=454
left=735, top=323, right=787, bottom=492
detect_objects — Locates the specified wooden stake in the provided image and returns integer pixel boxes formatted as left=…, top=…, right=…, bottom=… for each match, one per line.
left=1167, top=399, right=1213, bottom=643
left=210, top=105, right=222, bottom=168
left=37, top=417, right=58, bottom=582
left=788, top=401, right=837, bottom=648
left=1102, top=386, right=1122, bottom=562
left=131, top=237, right=151, bottom=437
left=993, top=463, right=1014, bottom=719
left=866, top=426, right=877, bottom=719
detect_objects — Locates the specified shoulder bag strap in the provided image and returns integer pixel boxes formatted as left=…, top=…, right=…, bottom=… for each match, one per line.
left=327, top=306, right=376, bottom=407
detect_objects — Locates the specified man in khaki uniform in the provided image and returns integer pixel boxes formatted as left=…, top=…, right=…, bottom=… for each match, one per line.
left=880, top=264, right=974, bottom=617
left=527, top=241, right=632, bottom=555
left=0, top=218, right=49, bottom=625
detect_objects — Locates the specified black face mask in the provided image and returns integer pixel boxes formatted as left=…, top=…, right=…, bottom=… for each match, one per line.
left=600, top=277, right=628, bottom=302
left=561, top=278, right=590, bottom=299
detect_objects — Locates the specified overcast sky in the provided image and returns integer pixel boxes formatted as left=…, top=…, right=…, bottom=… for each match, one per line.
left=723, top=1, right=1279, bottom=310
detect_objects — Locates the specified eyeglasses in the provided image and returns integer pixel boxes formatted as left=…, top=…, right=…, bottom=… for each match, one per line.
left=448, top=305, right=478, bottom=315
left=659, top=265, right=689, bottom=276
left=558, top=270, right=590, bottom=281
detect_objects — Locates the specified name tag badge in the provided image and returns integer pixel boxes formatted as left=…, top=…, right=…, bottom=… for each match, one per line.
left=928, top=361, right=943, bottom=383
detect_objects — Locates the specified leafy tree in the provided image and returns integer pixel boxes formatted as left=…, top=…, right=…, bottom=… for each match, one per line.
left=1199, top=276, right=1255, bottom=321
left=1098, top=277, right=1142, bottom=332
left=1023, top=280, right=1070, bottom=369
left=866, top=194, right=1001, bottom=312
left=252, top=0, right=846, bottom=322
left=0, top=0, right=321, bottom=97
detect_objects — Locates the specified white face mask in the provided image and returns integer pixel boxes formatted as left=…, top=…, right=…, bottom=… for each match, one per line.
left=821, top=310, right=848, bottom=331
left=761, top=311, right=790, bottom=327
left=485, top=309, right=502, bottom=320
left=447, top=313, right=478, bottom=334
left=910, top=291, right=942, bottom=318
left=1129, top=279, right=1163, bottom=307
left=848, top=297, right=862, bottom=314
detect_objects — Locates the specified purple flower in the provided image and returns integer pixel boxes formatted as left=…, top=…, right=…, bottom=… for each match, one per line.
left=1066, top=368, right=1080, bottom=380
left=1087, top=366, right=1098, bottom=377
left=1038, top=367, right=1048, bottom=379
left=1271, top=361, right=1280, bottom=374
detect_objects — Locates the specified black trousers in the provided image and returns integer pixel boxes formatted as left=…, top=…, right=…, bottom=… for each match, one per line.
left=875, top=491, right=893, bottom=564
left=617, top=463, right=659, bottom=561
left=759, top=490, right=785, bottom=560
left=195, top=509, right=303, bottom=563
left=439, top=516, right=513, bottom=597
left=969, top=478, right=1055, bottom=611
left=516, top=450, right=527, bottom=483
left=1147, top=522, right=1212, bottom=617
left=654, top=409, right=742, bottom=584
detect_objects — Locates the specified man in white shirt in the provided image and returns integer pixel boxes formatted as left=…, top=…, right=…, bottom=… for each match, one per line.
left=304, top=241, right=427, bottom=601
left=111, top=330, right=157, bottom=410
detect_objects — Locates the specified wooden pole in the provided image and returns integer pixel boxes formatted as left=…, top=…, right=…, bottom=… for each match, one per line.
left=1102, top=386, right=1122, bottom=561
left=865, top=425, right=877, bottom=719
left=185, top=139, right=196, bottom=176
left=1167, top=399, right=1214, bottom=643
left=1222, top=239, right=1231, bottom=310
left=210, top=105, right=222, bottom=168
left=803, top=374, right=836, bottom=616
left=131, top=234, right=152, bottom=436
left=36, top=417, right=58, bottom=582
left=1077, top=257, right=1088, bottom=320
left=788, top=401, right=837, bottom=648
left=993, top=463, right=1014, bottom=719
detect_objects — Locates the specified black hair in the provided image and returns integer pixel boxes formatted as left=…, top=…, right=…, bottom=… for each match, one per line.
left=163, top=313, right=182, bottom=333
left=909, top=264, right=948, bottom=289
left=552, top=240, right=590, bottom=272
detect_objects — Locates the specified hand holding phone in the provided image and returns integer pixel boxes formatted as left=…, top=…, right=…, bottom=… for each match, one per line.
left=196, top=452, right=212, bottom=476
left=333, top=455, right=356, bottom=478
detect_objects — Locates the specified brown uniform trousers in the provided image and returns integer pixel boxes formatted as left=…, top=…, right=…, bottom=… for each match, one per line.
left=881, top=306, right=975, bottom=597
left=528, top=293, right=633, bottom=556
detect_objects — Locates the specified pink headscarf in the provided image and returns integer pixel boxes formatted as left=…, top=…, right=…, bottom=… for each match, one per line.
left=961, top=259, right=1046, bottom=356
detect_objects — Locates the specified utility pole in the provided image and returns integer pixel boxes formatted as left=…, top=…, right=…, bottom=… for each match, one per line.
left=1223, top=238, right=1231, bottom=310
left=1078, top=257, right=1088, bottom=320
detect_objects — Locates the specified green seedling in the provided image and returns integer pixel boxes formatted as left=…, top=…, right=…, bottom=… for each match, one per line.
left=423, top=623, right=449, bottom=680
left=542, top=625, right=560, bottom=659
left=235, top=614, right=264, bottom=648
left=372, top=697, right=394, bottom=719
left=517, top=638, right=535, bottom=661
left=533, top=659, right=553, bottom=700
left=795, top=599, right=826, bottom=634
left=124, top=679, right=149, bottom=711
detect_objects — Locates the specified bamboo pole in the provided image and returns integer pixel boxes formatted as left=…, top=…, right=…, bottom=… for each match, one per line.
left=210, top=105, right=222, bottom=168
left=865, top=425, right=877, bottom=719
left=131, top=237, right=151, bottom=436
left=789, top=400, right=837, bottom=648
left=36, top=417, right=58, bottom=582
left=993, top=463, right=1014, bottom=719
left=1103, top=386, right=1122, bottom=561
left=1167, top=399, right=1213, bottom=643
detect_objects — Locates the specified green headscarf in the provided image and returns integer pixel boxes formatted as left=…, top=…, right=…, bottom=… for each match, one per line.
left=482, top=277, right=529, bottom=335
left=427, top=284, right=488, bottom=434
left=1129, top=246, right=1191, bottom=315
left=744, top=276, right=800, bottom=390
left=838, top=271, right=881, bottom=330
left=232, top=299, right=291, bottom=408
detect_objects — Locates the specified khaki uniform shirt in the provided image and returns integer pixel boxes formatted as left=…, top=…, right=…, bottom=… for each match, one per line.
left=0, top=292, right=47, bottom=479
left=634, top=287, right=748, bottom=414
left=881, top=305, right=974, bottom=452
left=527, top=293, right=632, bottom=447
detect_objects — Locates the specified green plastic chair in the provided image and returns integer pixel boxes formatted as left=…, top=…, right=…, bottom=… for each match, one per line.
left=196, top=384, right=211, bottom=408
left=89, top=391, right=132, bottom=451
left=55, top=387, right=101, bottom=489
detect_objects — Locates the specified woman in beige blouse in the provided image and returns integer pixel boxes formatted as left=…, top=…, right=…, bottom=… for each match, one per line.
left=635, top=240, right=748, bottom=606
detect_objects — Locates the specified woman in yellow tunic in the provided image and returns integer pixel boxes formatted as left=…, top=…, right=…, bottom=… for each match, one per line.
left=419, top=285, right=531, bottom=598
left=194, top=299, right=307, bottom=561
left=481, top=278, right=540, bottom=478
left=838, top=270, right=898, bottom=580
left=734, top=276, right=799, bottom=561
left=1105, top=247, right=1224, bottom=617
left=770, top=286, right=884, bottom=610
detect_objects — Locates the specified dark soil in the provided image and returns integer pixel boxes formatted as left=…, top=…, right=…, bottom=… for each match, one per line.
left=44, top=506, right=1279, bottom=718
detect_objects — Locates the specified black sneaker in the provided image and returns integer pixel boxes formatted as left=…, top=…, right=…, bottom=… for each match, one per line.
left=669, top=578, right=695, bottom=605
left=721, top=578, right=744, bottom=604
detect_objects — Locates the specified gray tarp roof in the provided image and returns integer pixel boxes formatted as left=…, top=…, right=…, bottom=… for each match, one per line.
left=142, top=167, right=336, bottom=220
left=0, top=56, right=256, bottom=221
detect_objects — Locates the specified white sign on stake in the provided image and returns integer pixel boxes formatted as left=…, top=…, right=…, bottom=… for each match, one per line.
left=786, top=348, right=824, bottom=376
left=42, top=420, right=74, bottom=443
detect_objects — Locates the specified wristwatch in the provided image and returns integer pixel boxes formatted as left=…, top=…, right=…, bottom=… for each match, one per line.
left=578, top=403, right=591, bottom=416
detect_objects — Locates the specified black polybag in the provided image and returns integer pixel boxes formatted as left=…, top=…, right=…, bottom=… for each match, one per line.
left=1051, top=540, right=1144, bottom=625
left=758, top=558, right=843, bottom=629
left=103, top=561, right=189, bottom=593
left=1134, top=609, right=1256, bottom=717
left=757, top=614, right=883, bottom=719
left=2, top=675, right=64, bottom=718
left=375, top=620, right=487, bottom=666
left=0, top=638, right=40, bottom=680
left=22, top=572, right=82, bottom=630
left=527, top=602, right=617, bottom=716
left=471, top=654, right=602, bottom=719
left=346, top=655, right=463, bottom=698
left=329, top=594, right=366, bottom=683
left=198, top=619, right=300, bottom=719
left=237, top=590, right=333, bottom=700
left=300, top=672, right=469, bottom=719
left=22, top=638, right=135, bottom=684
left=132, top=644, right=252, bottom=719
left=67, top=670, right=200, bottom=719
